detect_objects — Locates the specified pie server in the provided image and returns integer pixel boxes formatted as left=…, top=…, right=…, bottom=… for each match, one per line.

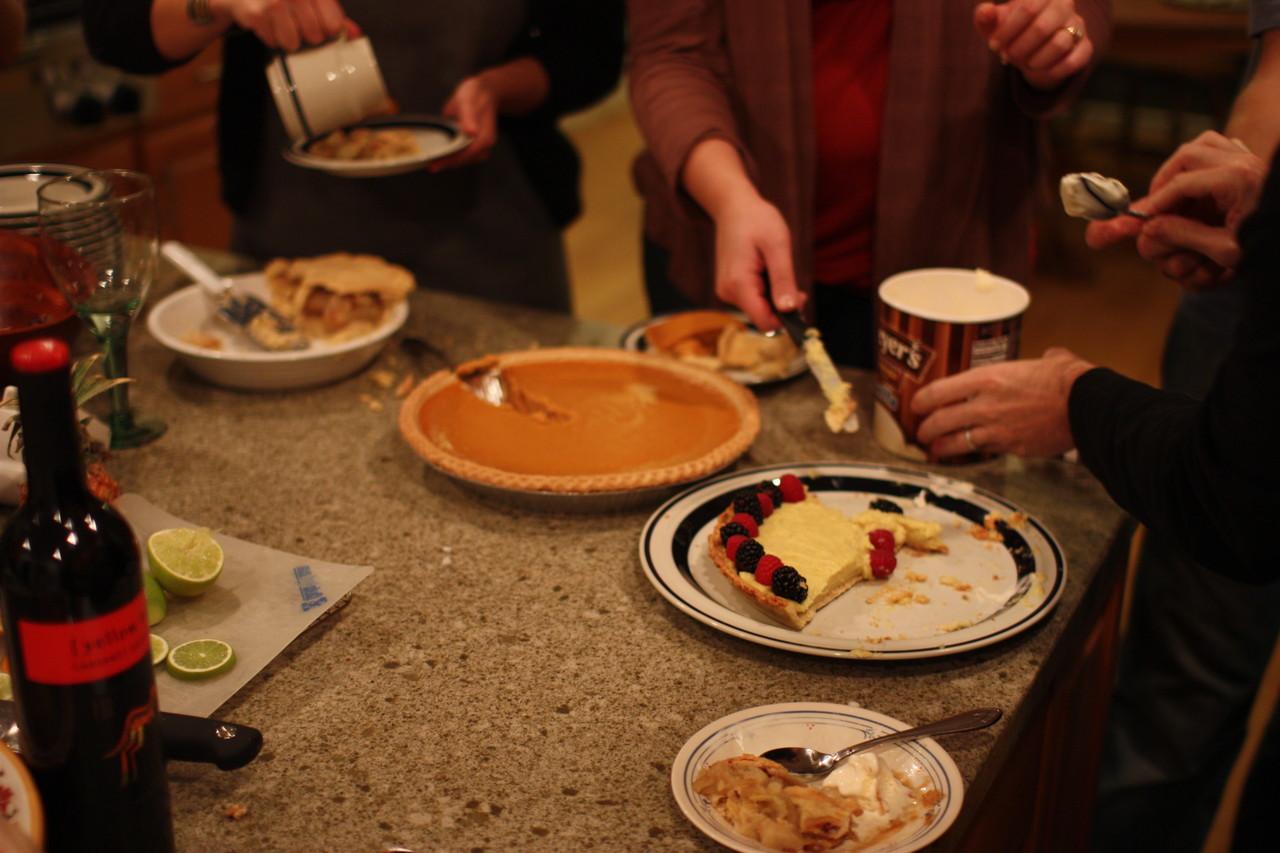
left=769, top=286, right=860, bottom=433
left=161, top=240, right=308, bottom=352
left=0, top=698, right=263, bottom=770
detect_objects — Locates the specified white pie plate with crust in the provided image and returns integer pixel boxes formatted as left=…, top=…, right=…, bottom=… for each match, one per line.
left=147, top=272, right=407, bottom=391
left=673, top=702, right=963, bottom=853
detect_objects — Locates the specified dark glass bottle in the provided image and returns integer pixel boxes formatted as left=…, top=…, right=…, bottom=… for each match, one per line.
left=0, top=338, right=174, bottom=852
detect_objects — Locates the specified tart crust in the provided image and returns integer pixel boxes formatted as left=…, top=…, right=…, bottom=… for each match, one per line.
left=399, top=347, right=760, bottom=494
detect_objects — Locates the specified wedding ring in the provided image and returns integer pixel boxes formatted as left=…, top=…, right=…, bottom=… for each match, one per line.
left=963, top=428, right=977, bottom=452
left=1065, top=25, right=1084, bottom=42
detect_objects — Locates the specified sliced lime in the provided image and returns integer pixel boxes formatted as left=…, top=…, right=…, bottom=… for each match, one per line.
left=150, top=634, right=169, bottom=666
left=165, top=638, right=236, bottom=680
left=147, top=528, right=224, bottom=597
left=143, top=572, right=168, bottom=625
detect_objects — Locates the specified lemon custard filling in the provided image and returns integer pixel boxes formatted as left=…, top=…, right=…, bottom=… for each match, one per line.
left=709, top=474, right=945, bottom=628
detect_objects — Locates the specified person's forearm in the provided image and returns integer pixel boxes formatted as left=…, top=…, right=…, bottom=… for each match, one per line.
left=476, top=56, right=549, bottom=116
left=150, top=0, right=233, bottom=61
left=680, top=137, right=761, bottom=222
left=1225, top=30, right=1280, bottom=161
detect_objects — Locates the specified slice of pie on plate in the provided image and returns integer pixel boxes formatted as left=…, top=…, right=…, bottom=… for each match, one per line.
left=264, top=252, right=415, bottom=343
left=708, top=474, right=945, bottom=629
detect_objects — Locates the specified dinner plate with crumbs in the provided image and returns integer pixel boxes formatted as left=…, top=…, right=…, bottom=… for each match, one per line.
left=674, top=702, right=963, bottom=853
left=620, top=310, right=806, bottom=385
left=640, top=462, right=1066, bottom=659
left=283, top=114, right=472, bottom=177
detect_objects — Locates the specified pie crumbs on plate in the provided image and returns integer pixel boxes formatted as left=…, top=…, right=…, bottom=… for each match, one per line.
left=264, top=252, right=415, bottom=343
left=694, top=753, right=941, bottom=852
left=307, top=127, right=423, bottom=161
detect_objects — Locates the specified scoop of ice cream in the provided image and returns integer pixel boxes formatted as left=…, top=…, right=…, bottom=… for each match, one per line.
left=1060, top=172, right=1133, bottom=221
left=821, top=752, right=916, bottom=843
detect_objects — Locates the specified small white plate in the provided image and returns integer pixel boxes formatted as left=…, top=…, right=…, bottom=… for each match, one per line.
left=673, top=702, right=963, bottom=853
left=0, top=740, right=44, bottom=849
left=620, top=310, right=806, bottom=385
left=147, top=272, right=407, bottom=391
left=282, top=115, right=472, bottom=178
left=640, top=462, right=1066, bottom=659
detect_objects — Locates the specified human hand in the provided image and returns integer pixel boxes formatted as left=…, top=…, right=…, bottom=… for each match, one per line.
left=214, top=0, right=355, bottom=52
left=910, top=347, right=1095, bottom=458
left=710, top=196, right=804, bottom=333
left=1085, top=131, right=1267, bottom=290
left=974, top=0, right=1093, bottom=91
left=431, top=75, right=500, bottom=172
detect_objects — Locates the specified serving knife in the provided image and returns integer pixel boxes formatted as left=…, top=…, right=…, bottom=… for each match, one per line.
left=161, top=240, right=308, bottom=352
left=775, top=308, right=860, bottom=434
left=0, top=699, right=264, bottom=770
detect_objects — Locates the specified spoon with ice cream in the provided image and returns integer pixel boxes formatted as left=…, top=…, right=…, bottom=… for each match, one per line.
left=1060, top=172, right=1149, bottom=221
left=761, top=707, right=1002, bottom=777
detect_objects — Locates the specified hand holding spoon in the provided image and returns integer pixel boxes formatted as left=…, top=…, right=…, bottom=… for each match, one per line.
left=761, top=707, right=1002, bottom=777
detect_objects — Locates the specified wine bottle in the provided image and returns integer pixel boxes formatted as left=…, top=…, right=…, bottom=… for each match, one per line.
left=0, top=337, right=174, bottom=852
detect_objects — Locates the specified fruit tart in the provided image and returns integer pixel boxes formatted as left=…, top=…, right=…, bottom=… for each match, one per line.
left=708, top=474, right=946, bottom=629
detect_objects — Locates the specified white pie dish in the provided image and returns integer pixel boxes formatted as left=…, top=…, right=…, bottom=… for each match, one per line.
left=147, top=272, right=407, bottom=391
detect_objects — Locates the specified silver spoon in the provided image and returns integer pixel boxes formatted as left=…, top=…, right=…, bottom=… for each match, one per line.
left=761, top=707, right=1002, bottom=777
left=400, top=335, right=511, bottom=406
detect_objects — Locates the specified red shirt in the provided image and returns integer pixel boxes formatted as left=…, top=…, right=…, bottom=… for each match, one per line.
left=811, top=0, right=891, bottom=289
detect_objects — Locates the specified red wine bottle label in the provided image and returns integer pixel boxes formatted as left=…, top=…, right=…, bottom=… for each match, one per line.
left=17, top=591, right=151, bottom=684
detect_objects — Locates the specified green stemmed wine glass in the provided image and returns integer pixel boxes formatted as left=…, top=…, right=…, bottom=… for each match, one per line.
left=37, top=169, right=166, bottom=448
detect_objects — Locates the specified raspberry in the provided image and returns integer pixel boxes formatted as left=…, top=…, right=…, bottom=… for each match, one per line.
left=725, top=534, right=749, bottom=561
left=733, top=492, right=764, bottom=524
left=719, top=522, right=752, bottom=545
left=868, top=529, right=896, bottom=550
left=758, top=481, right=784, bottom=508
left=770, top=566, right=808, bottom=602
left=870, top=498, right=904, bottom=514
left=754, top=554, right=783, bottom=586
left=756, top=491, right=775, bottom=517
left=733, top=539, right=766, bottom=574
left=869, top=548, right=897, bottom=579
left=778, top=474, right=805, bottom=503
left=729, top=513, right=759, bottom=538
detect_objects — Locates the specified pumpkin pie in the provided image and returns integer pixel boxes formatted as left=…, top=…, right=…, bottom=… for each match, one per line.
left=398, top=347, right=760, bottom=493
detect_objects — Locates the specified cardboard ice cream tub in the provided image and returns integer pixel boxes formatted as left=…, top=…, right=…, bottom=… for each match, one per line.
left=873, top=268, right=1029, bottom=463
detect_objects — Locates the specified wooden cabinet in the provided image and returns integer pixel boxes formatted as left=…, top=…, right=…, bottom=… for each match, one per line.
left=6, top=40, right=232, bottom=249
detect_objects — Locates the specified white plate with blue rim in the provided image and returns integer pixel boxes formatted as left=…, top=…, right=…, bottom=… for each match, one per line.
left=639, top=462, right=1066, bottom=659
left=283, top=115, right=472, bottom=178
left=673, top=702, right=964, bottom=853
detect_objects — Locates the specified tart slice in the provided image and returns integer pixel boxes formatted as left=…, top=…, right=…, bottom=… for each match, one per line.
left=708, top=475, right=946, bottom=629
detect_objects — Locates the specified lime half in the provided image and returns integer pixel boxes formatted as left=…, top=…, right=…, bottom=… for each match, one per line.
left=143, top=573, right=168, bottom=625
left=147, top=528, right=224, bottom=597
left=166, top=638, right=236, bottom=680
left=150, top=634, right=169, bottom=666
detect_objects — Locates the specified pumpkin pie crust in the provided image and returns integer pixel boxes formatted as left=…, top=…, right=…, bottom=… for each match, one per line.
left=399, top=347, right=761, bottom=493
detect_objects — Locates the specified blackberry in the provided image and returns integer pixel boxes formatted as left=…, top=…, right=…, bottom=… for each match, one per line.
left=733, top=538, right=766, bottom=574
left=770, top=566, right=808, bottom=603
left=733, top=492, right=764, bottom=524
left=870, top=498, right=904, bottom=514
left=719, top=521, right=751, bottom=545
left=758, top=480, right=785, bottom=508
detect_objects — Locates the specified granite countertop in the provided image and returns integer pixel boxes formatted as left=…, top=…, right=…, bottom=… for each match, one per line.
left=38, top=267, right=1132, bottom=852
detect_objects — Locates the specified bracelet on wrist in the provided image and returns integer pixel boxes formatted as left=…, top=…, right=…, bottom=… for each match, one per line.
left=186, top=0, right=216, bottom=27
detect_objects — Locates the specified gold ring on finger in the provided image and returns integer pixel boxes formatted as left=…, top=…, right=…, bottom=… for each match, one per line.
left=1065, top=25, right=1084, bottom=43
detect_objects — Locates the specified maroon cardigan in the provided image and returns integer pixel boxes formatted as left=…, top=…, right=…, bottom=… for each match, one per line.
left=629, top=0, right=1113, bottom=304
